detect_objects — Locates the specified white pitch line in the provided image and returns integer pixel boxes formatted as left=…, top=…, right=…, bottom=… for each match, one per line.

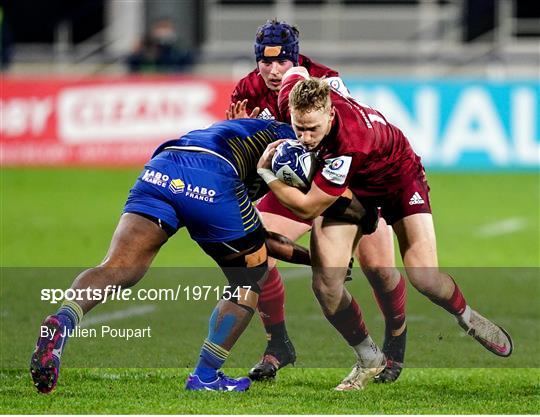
left=81, top=305, right=156, bottom=328
left=281, top=268, right=312, bottom=280
left=474, top=217, right=527, bottom=238
left=288, top=313, right=431, bottom=323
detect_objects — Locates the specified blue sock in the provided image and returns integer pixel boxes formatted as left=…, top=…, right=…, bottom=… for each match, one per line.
left=194, top=340, right=228, bottom=382
left=193, top=307, right=236, bottom=382
left=55, top=301, right=83, bottom=352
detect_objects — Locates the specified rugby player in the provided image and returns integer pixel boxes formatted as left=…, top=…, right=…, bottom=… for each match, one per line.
left=227, top=19, right=406, bottom=382
left=256, top=68, right=514, bottom=390
left=31, top=118, right=355, bottom=394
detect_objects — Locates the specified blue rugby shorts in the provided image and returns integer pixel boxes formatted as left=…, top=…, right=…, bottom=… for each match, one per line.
left=124, top=150, right=261, bottom=243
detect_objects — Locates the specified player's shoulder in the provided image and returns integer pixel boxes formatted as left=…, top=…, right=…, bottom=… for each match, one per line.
left=233, top=69, right=266, bottom=99
left=299, top=54, right=339, bottom=77
left=334, top=101, right=374, bottom=151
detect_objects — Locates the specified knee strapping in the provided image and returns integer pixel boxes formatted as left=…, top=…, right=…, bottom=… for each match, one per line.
left=219, top=244, right=268, bottom=312
left=199, top=227, right=268, bottom=312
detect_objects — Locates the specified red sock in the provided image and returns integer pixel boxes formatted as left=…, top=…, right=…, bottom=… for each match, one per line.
left=325, top=298, right=368, bottom=346
left=442, top=278, right=467, bottom=315
left=373, top=275, right=407, bottom=331
left=258, top=267, right=286, bottom=327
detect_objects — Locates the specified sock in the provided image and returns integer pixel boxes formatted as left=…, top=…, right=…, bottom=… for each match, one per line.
left=352, top=335, right=383, bottom=366
left=265, top=322, right=288, bottom=346
left=433, top=277, right=467, bottom=315
left=258, top=267, right=286, bottom=336
left=325, top=298, right=368, bottom=346
left=373, top=275, right=407, bottom=333
left=194, top=339, right=229, bottom=382
left=54, top=300, right=83, bottom=356
left=459, top=305, right=472, bottom=326
left=194, top=306, right=236, bottom=382
left=57, top=300, right=83, bottom=330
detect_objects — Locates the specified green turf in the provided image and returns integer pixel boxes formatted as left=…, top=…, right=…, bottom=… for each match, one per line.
left=1, top=368, right=539, bottom=414
left=2, top=169, right=538, bottom=267
left=1, top=168, right=539, bottom=414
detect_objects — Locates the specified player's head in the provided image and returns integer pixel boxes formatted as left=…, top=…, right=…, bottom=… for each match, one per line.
left=254, top=19, right=299, bottom=92
left=289, top=77, right=335, bottom=150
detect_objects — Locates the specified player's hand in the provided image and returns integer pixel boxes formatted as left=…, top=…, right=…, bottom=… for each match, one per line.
left=226, top=99, right=260, bottom=120
left=257, top=139, right=286, bottom=169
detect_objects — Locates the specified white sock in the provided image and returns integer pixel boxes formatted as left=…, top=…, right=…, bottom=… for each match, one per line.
left=459, top=304, right=472, bottom=325
left=352, top=335, right=382, bottom=366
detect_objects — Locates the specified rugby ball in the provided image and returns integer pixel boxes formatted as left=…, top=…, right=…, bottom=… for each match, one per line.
left=271, top=140, right=316, bottom=189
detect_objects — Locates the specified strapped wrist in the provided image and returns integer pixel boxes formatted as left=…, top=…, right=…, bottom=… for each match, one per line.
left=257, top=168, right=278, bottom=185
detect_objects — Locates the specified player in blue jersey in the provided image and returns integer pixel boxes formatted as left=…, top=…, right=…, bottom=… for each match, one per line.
left=30, top=119, right=326, bottom=393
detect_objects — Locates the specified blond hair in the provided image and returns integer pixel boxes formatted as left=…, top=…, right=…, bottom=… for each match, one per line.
left=289, top=77, right=331, bottom=114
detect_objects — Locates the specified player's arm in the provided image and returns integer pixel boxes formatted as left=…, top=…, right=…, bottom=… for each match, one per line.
left=321, top=189, right=367, bottom=224
left=226, top=99, right=261, bottom=120
left=324, top=76, right=352, bottom=98
left=264, top=230, right=310, bottom=265
left=266, top=178, right=338, bottom=220
left=226, top=85, right=260, bottom=119
left=257, top=140, right=337, bottom=219
left=258, top=139, right=367, bottom=222
left=277, top=67, right=310, bottom=121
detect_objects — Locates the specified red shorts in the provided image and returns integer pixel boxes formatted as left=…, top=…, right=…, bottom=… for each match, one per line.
left=256, top=191, right=313, bottom=226
left=357, top=170, right=432, bottom=226
left=257, top=170, right=431, bottom=229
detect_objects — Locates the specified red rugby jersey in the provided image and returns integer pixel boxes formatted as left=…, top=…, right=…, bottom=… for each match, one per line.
left=278, top=72, right=424, bottom=199
left=230, top=54, right=339, bottom=122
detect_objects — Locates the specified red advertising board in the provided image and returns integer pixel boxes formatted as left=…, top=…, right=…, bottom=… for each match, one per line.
left=1, top=76, right=236, bottom=166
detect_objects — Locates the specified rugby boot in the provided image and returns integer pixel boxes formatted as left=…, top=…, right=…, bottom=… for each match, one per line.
left=335, top=351, right=386, bottom=391
left=374, top=326, right=407, bottom=383
left=248, top=338, right=296, bottom=381
left=30, top=315, right=69, bottom=394
left=457, top=307, right=513, bottom=357
left=186, top=371, right=251, bottom=392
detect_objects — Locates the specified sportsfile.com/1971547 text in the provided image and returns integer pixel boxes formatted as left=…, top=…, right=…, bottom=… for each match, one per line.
left=40, top=285, right=252, bottom=304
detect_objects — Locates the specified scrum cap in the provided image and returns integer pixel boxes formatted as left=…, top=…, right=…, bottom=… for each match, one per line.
left=254, top=19, right=299, bottom=64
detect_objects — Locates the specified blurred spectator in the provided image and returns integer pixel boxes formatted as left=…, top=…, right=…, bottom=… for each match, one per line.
left=1, top=6, right=14, bottom=70
left=126, top=18, right=193, bottom=73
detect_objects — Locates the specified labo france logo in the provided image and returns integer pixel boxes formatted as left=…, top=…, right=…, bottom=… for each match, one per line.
left=169, top=179, right=185, bottom=194
left=168, top=178, right=216, bottom=202
left=142, top=170, right=169, bottom=187
left=184, top=184, right=217, bottom=202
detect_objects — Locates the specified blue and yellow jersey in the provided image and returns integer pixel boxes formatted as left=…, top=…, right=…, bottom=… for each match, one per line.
left=125, top=119, right=297, bottom=241
left=152, top=118, right=296, bottom=182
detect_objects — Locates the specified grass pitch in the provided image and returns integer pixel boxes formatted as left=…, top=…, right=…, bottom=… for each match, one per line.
left=1, top=168, right=539, bottom=414
left=2, top=368, right=539, bottom=414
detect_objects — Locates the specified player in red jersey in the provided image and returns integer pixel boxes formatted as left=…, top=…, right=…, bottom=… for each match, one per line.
left=256, top=67, right=513, bottom=390
left=227, top=19, right=407, bottom=383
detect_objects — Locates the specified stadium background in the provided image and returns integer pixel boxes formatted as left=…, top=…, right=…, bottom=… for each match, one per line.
left=1, top=0, right=539, bottom=414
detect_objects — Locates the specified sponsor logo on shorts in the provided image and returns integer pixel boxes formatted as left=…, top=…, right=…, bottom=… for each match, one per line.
left=169, top=178, right=185, bottom=194
left=142, top=170, right=169, bottom=188
left=184, top=184, right=217, bottom=203
left=409, top=191, right=425, bottom=205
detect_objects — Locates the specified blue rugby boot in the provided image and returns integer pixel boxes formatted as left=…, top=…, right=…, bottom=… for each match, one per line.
left=185, top=371, right=251, bottom=392
left=30, top=315, right=70, bottom=394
